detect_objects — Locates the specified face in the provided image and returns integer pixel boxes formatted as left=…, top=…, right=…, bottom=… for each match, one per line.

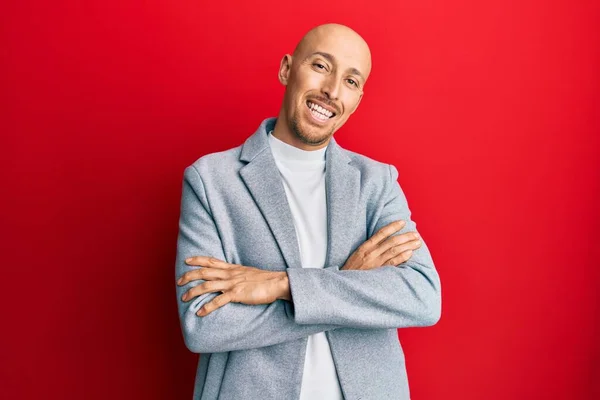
left=278, top=29, right=371, bottom=147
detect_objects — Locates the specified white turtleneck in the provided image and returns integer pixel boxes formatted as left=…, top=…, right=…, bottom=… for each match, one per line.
left=268, top=131, right=344, bottom=400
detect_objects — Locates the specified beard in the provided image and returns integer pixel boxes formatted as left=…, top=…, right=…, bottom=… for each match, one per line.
left=290, top=112, right=335, bottom=146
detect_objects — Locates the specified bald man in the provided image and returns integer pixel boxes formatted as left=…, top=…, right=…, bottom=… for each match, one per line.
left=175, top=24, right=441, bottom=400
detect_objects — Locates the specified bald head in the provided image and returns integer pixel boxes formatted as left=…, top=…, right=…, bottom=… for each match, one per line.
left=273, top=23, right=372, bottom=150
left=292, top=24, right=372, bottom=82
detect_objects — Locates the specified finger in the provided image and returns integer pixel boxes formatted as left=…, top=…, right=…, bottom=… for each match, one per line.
left=185, top=256, right=235, bottom=270
left=384, top=248, right=417, bottom=266
left=198, top=293, right=232, bottom=316
left=372, top=231, right=420, bottom=258
left=185, top=256, right=214, bottom=265
left=177, top=267, right=231, bottom=286
left=177, top=268, right=203, bottom=286
left=379, top=239, right=421, bottom=265
left=182, top=280, right=232, bottom=302
left=362, top=220, right=406, bottom=251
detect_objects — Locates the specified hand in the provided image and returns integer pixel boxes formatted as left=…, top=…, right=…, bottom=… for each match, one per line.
left=341, top=220, right=421, bottom=270
left=177, top=256, right=291, bottom=316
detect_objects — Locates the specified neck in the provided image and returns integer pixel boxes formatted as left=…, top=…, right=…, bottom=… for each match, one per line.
left=272, top=110, right=331, bottom=151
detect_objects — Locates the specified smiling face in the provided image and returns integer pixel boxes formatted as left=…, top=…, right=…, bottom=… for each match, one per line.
left=275, top=24, right=372, bottom=149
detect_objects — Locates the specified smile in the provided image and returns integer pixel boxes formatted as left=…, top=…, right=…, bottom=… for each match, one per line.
left=306, top=100, right=336, bottom=122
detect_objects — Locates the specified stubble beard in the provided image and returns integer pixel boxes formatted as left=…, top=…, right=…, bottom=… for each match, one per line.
left=290, top=113, right=335, bottom=147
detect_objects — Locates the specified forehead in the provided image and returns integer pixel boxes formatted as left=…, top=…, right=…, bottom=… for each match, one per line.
left=300, top=31, right=371, bottom=78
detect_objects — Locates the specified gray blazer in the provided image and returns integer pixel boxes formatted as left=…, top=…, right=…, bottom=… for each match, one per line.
left=175, top=117, right=441, bottom=400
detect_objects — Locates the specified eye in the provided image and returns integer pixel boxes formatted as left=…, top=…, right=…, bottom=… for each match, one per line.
left=347, top=78, right=358, bottom=87
left=313, top=63, right=326, bottom=70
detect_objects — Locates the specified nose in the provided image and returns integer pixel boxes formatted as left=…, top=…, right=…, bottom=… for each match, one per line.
left=321, top=74, right=341, bottom=100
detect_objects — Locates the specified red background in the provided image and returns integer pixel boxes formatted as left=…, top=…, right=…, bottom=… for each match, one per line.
left=1, top=1, right=599, bottom=399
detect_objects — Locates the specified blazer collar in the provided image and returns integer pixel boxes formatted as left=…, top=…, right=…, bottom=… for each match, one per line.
left=239, top=117, right=360, bottom=269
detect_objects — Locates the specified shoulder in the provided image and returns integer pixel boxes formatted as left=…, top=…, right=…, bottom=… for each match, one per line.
left=341, top=147, right=397, bottom=185
left=183, top=145, right=243, bottom=186
left=337, top=147, right=405, bottom=209
left=188, top=146, right=242, bottom=174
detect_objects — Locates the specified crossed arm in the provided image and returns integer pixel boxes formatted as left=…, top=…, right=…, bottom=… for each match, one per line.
left=178, top=218, right=419, bottom=311
left=175, top=165, right=441, bottom=353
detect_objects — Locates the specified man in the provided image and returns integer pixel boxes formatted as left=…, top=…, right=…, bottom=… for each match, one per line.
left=175, top=23, right=441, bottom=400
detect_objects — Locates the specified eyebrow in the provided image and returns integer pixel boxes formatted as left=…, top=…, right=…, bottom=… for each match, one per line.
left=306, top=51, right=365, bottom=81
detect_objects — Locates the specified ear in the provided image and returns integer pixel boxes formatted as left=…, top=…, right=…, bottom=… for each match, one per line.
left=278, top=54, right=292, bottom=86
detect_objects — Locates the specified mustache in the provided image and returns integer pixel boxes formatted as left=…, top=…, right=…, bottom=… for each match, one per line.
left=308, top=96, right=340, bottom=115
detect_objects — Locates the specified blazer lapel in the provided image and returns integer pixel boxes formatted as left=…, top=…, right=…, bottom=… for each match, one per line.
left=239, top=119, right=302, bottom=269
left=324, top=138, right=361, bottom=268
left=239, top=118, right=361, bottom=270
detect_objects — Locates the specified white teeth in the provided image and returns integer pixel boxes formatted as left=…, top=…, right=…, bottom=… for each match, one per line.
left=307, top=101, right=333, bottom=118
left=311, top=110, right=328, bottom=120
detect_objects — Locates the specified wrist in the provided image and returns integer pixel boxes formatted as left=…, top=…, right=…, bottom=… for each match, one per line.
left=275, top=272, right=291, bottom=301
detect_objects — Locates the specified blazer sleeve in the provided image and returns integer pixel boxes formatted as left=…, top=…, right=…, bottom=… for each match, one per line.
left=175, top=165, right=339, bottom=354
left=285, top=164, right=442, bottom=329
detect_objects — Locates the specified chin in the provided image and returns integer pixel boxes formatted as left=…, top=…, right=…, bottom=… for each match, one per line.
left=291, top=117, right=334, bottom=146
